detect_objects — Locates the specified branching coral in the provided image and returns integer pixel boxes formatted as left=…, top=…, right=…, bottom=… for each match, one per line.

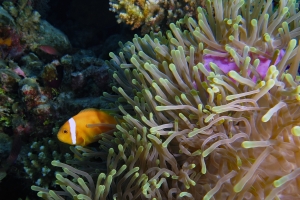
left=33, top=0, right=300, bottom=199
left=109, top=0, right=205, bottom=34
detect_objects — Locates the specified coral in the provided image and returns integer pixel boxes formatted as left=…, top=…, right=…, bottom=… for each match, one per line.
left=0, top=26, right=25, bottom=59
left=20, top=52, right=44, bottom=76
left=0, top=132, right=11, bottom=183
left=109, top=0, right=206, bottom=34
left=32, top=0, right=300, bottom=199
left=109, top=0, right=156, bottom=29
left=0, top=68, right=19, bottom=128
left=71, top=65, right=110, bottom=90
left=41, top=60, right=63, bottom=88
left=0, top=0, right=71, bottom=60
left=60, top=54, right=72, bottom=66
left=0, top=68, right=20, bottom=92
left=0, top=105, right=11, bottom=127
left=0, top=132, right=11, bottom=162
left=66, top=51, right=112, bottom=97
left=22, top=138, right=72, bottom=188
left=20, top=78, right=46, bottom=110
left=0, top=4, right=14, bottom=24
left=2, top=0, right=71, bottom=55
left=18, top=77, right=56, bottom=133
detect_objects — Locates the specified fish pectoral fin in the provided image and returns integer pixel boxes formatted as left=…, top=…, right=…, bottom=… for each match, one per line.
left=86, top=123, right=116, bottom=128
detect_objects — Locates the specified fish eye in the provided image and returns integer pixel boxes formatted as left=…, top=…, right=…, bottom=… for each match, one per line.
left=63, top=130, right=68, bottom=134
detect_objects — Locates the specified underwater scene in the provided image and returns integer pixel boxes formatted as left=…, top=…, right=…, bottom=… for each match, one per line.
left=0, top=0, right=300, bottom=199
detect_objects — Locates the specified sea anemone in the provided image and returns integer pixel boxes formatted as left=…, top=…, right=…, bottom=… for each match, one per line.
left=32, top=0, right=300, bottom=199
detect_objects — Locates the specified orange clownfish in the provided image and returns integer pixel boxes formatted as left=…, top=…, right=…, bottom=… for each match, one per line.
left=57, top=108, right=118, bottom=146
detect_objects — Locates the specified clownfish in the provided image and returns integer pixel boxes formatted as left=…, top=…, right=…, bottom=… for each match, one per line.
left=57, top=108, right=118, bottom=146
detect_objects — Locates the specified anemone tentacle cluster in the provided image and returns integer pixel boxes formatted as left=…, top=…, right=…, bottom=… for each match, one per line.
left=33, top=0, right=300, bottom=199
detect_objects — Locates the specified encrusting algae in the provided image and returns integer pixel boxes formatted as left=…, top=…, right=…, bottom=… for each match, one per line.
left=32, top=0, right=300, bottom=199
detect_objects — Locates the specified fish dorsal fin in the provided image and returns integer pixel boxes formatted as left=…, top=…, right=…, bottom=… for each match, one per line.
left=79, top=108, right=118, bottom=117
left=79, top=108, right=100, bottom=113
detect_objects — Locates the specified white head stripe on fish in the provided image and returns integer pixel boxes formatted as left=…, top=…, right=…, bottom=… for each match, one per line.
left=68, top=118, right=76, bottom=144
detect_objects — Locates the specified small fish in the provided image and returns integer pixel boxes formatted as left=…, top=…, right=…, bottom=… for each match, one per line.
left=57, top=108, right=118, bottom=146
left=0, top=37, right=12, bottom=46
left=12, top=66, right=26, bottom=78
left=38, top=45, right=60, bottom=56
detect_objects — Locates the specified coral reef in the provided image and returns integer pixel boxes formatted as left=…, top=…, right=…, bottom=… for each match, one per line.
left=32, top=0, right=300, bottom=199
left=19, top=77, right=55, bottom=130
left=41, top=60, right=63, bottom=88
left=66, top=50, right=113, bottom=97
left=22, top=138, right=72, bottom=188
left=0, top=1, right=109, bottom=192
left=0, top=48, right=111, bottom=141
left=2, top=0, right=71, bottom=55
left=0, top=133, right=11, bottom=161
left=0, top=68, right=20, bottom=92
left=0, top=26, right=25, bottom=59
left=0, top=57, right=59, bottom=188
left=0, top=132, right=11, bottom=181
left=109, top=0, right=205, bottom=33
left=0, top=1, right=125, bottom=198
left=71, top=65, right=109, bottom=91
